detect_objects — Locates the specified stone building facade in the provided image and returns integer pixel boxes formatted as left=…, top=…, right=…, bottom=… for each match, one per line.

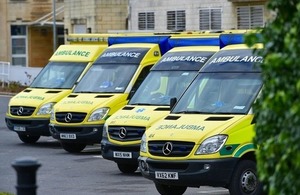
left=0, top=0, right=269, bottom=72
left=64, top=0, right=129, bottom=34
left=128, top=0, right=269, bottom=32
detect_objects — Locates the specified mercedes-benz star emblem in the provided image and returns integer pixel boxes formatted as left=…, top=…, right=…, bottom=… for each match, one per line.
left=17, top=107, right=24, bottom=116
left=162, top=142, right=173, bottom=156
left=118, top=127, right=127, bottom=139
left=64, top=113, right=72, bottom=122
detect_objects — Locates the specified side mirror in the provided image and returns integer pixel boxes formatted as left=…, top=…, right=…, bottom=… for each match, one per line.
left=170, top=97, right=177, bottom=110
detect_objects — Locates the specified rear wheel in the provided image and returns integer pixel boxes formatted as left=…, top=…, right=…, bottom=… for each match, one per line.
left=117, top=163, right=138, bottom=174
left=155, top=183, right=187, bottom=195
left=229, top=160, right=264, bottom=195
left=61, top=142, right=86, bottom=153
left=18, top=134, right=40, bottom=143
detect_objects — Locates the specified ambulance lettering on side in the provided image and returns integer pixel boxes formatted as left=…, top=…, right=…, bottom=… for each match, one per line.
left=138, top=33, right=265, bottom=195
left=5, top=37, right=108, bottom=144
left=101, top=35, right=220, bottom=174
left=49, top=35, right=171, bottom=153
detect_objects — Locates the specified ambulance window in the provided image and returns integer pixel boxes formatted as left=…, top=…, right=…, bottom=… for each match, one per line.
left=172, top=73, right=262, bottom=114
left=74, top=64, right=138, bottom=93
left=30, top=62, right=87, bottom=89
left=130, top=65, right=152, bottom=95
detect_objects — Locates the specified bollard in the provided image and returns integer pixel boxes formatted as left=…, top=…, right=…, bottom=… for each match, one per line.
left=11, top=157, right=41, bottom=195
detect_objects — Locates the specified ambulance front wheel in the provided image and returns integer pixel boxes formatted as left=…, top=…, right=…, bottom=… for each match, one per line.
left=117, top=163, right=138, bottom=174
left=229, top=160, right=264, bottom=195
left=18, top=134, right=40, bottom=143
left=61, top=142, right=86, bottom=153
left=155, top=183, right=187, bottom=195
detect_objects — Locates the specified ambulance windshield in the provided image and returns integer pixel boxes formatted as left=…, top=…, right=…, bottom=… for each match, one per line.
left=172, top=72, right=263, bottom=114
left=129, top=70, right=197, bottom=106
left=74, top=63, right=138, bottom=93
left=30, top=62, right=87, bottom=89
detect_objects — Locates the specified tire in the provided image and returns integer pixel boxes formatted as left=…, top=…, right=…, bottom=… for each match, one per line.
left=117, top=163, right=138, bottom=174
left=18, top=134, right=40, bottom=143
left=155, top=183, right=187, bottom=195
left=229, top=160, right=264, bottom=195
left=61, top=142, right=86, bottom=153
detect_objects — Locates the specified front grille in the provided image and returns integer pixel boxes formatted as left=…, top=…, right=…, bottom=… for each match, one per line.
left=148, top=141, right=195, bottom=157
left=108, top=126, right=146, bottom=141
left=55, top=112, right=86, bottom=123
left=10, top=106, right=35, bottom=116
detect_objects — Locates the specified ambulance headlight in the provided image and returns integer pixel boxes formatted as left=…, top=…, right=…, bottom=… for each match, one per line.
left=50, top=108, right=55, bottom=121
left=37, top=102, right=55, bottom=115
left=88, top=107, right=110, bottom=121
left=102, top=123, right=108, bottom=139
left=140, top=133, right=147, bottom=153
left=195, top=135, right=228, bottom=155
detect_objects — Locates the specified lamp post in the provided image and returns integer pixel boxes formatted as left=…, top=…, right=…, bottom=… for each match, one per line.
left=52, top=0, right=57, bottom=53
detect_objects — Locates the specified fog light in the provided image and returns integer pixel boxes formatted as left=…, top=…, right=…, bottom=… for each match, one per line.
left=93, top=128, right=98, bottom=132
left=139, top=160, right=148, bottom=171
left=203, top=164, right=211, bottom=170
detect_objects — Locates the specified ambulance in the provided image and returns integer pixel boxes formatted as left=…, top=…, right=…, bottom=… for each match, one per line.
left=5, top=35, right=108, bottom=144
left=101, top=35, right=220, bottom=173
left=138, top=34, right=264, bottom=195
left=49, top=35, right=171, bottom=153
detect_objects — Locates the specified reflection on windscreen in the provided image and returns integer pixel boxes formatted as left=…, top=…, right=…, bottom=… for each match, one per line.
left=129, top=71, right=197, bottom=105
left=74, top=64, right=138, bottom=93
left=30, top=62, right=87, bottom=89
left=172, top=73, right=263, bottom=114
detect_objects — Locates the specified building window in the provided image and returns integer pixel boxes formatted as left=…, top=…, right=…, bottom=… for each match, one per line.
left=199, top=8, right=222, bottom=30
left=138, top=12, right=155, bottom=30
left=237, top=6, right=264, bottom=29
left=11, top=25, right=27, bottom=67
left=167, top=10, right=186, bottom=31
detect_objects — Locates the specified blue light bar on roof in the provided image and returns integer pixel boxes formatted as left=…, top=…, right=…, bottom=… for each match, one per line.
left=219, top=34, right=245, bottom=48
left=108, top=36, right=171, bottom=55
left=168, top=37, right=220, bottom=48
left=219, top=33, right=262, bottom=48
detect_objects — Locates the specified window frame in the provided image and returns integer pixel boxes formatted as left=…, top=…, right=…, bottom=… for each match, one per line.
left=237, top=5, right=264, bottom=29
left=199, top=8, right=222, bottom=31
left=138, top=12, right=155, bottom=30
left=11, top=25, right=28, bottom=67
left=166, top=10, right=186, bottom=31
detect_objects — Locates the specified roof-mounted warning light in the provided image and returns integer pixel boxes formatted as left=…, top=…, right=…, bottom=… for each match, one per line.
left=66, top=34, right=121, bottom=44
left=108, top=36, right=171, bottom=55
left=168, top=36, right=220, bottom=48
left=219, top=32, right=262, bottom=48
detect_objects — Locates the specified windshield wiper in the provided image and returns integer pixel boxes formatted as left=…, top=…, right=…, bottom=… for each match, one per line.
left=74, top=91, right=97, bottom=93
left=173, top=111, right=205, bottom=114
left=130, top=103, right=153, bottom=105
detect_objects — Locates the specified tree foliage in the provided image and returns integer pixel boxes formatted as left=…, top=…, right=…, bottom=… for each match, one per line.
left=248, top=0, right=300, bottom=194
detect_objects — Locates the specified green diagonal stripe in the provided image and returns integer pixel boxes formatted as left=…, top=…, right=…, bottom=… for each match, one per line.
left=233, top=143, right=255, bottom=157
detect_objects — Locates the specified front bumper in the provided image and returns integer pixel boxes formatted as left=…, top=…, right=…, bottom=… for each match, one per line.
left=49, top=124, right=103, bottom=144
left=138, top=156, right=239, bottom=188
left=101, top=137, right=140, bottom=164
left=5, top=116, right=50, bottom=136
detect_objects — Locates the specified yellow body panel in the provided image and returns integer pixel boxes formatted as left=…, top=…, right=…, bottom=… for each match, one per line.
left=105, top=45, right=220, bottom=146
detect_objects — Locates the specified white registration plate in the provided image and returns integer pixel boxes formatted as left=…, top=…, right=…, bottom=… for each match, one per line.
left=113, top=151, right=132, bottom=159
left=155, top=171, right=179, bottom=180
left=60, top=133, right=76, bottom=140
left=14, top=126, right=26, bottom=132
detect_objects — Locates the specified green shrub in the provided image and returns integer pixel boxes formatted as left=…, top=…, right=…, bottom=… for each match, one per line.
left=0, top=81, right=27, bottom=93
left=248, top=0, right=300, bottom=194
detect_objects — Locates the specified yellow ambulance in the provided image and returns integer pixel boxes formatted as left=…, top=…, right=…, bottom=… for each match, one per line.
left=138, top=34, right=264, bottom=195
left=49, top=35, right=171, bottom=153
left=5, top=35, right=108, bottom=144
left=101, top=35, right=220, bottom=173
